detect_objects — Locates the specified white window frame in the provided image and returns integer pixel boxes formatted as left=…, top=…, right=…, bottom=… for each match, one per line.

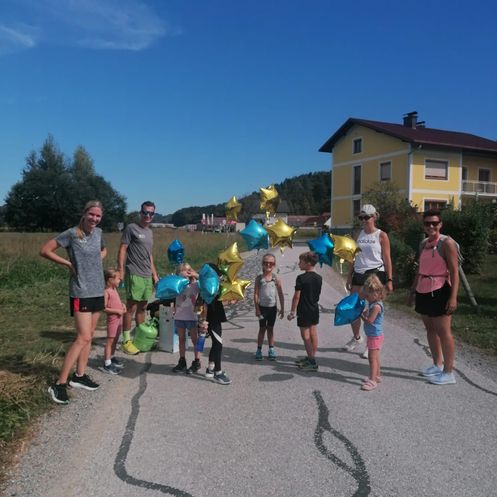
left=379, top=161, right=392, bottom=181
left=425, top=159, right=448, bottom=181
left=352, top=137, right=363, bottom=154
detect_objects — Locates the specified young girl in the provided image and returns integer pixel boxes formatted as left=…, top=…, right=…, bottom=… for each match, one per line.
left=172, top=263, right=201, bottom=374
left=254, top=253, right=285, bottom=360
left=101, top=268, right=126, bottom=374
left=360, top=274, right=386, bottom=391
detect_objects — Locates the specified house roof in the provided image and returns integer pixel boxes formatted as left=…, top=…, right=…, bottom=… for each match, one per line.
left=319, top=118, right=497, bottom=154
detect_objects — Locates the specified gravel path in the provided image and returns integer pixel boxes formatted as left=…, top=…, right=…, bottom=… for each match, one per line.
left=3, top=244, right=497, bottom=497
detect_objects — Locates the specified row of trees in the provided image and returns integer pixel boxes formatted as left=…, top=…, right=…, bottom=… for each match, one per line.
left=170, top=171, right=331, bottom=226
left=3, top=136, right=126, bottom=231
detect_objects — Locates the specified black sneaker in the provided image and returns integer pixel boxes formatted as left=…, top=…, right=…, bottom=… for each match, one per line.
left=69, top=373, right=100, bottom=391
left=48, top=383, right=69, bottom=404
left=213, top=371, right=232, bottom=385
left=186, top=359, right=201, bottom=375
left=99, top=363, right=121, bottom=375
left=172, top=358, right=187, bottom=373
left=111, top=357, right=124, bottom=369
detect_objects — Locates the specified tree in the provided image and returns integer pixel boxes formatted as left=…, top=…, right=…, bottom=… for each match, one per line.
left=4, top=136, right=126, bottom=231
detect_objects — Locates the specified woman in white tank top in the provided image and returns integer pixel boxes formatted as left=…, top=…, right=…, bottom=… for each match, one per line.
left=344, top=205, right=393, bottom=356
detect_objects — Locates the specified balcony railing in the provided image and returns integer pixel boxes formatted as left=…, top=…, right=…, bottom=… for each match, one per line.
left=462, top=180, right=497, bottom=196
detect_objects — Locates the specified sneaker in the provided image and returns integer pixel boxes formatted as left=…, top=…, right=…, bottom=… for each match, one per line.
left=172, top=358, right=187, bottom=373
left=343, top=336, right=364, bottom=351
left=99, top=363, right=121, bottom=375
left=255, top=349, right=263, bottom=361
left=428, top=372, right=456, bottom=385
left=361, top=348, right=369, bottom=359
left=48, top=383, right=69, bottom=404
left=299, top=359, right=319, bottom=371
left=213, top=371, right=232, bottom=385
left=295, top=357, right=308, bottom=366
left=111, top=357, right=124, bottom=369
left=122, top=340, right=140, bottom=355
left=205, top=367, right=215, bottom=378
left=268, top=348, right=277, bottom=361
left=186, top=359, right=201, bottom=375
left=69, top=373, right=99, bottom=391
left=419, top=364, right=443, bottom=377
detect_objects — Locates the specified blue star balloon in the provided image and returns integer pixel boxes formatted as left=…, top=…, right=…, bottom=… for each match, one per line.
left=240, top=220, right=269, bottom=251
left=155, top=275, right=189, bottom=300
left=308, top=234, right=334, bottom=267
left=167, top=239, right=184, bottom=265
left=198, top=264, right=220, bottom=304
left=334, top=292, right=366, bottom=326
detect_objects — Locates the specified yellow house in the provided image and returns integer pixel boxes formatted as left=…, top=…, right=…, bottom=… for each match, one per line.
left=319, top=112, right=497, bottom=228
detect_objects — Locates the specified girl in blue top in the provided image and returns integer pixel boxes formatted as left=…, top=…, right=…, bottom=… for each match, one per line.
left=360, top=274, right=385, bottom=391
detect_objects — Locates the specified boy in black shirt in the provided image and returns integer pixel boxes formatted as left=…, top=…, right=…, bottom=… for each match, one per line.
left=288, top=252, right=322, bottom=371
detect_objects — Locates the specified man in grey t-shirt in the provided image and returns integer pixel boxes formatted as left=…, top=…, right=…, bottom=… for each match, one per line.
left=118, top=201, right=159, bottom=344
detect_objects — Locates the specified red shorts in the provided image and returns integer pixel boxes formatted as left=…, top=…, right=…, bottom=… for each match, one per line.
left=70, top=296, right=105, bottom=316
left=367, top=335, right=384, bottom=350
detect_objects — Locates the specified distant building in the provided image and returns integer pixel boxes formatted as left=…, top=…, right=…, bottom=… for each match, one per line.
left=320, top=111, right=497, bottom=228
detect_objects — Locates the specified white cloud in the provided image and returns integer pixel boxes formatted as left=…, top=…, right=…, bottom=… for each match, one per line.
left=0, top=23, right=38, bottom=55
left=0, top=0, right=177, bottom=54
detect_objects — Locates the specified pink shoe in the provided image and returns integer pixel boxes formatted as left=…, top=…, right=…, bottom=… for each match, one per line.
left=361, top=379, right=378, bottom=391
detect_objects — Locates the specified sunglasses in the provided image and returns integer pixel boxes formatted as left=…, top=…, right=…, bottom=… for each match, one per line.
left=358, top=215, right=371, bottom=221
left=141, top=210, right=155, bottom=217
left=424, top=221, right=440, bottom=227
left=263, top=261, right=275, bottom=266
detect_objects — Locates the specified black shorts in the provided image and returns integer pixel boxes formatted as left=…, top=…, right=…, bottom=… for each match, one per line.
left=352, top=270, right=387, bottom=286
left=415, top=283, right=451, bottom=317
left=70, top=296, right=105, bottom=316
left=258, top=306, right=277, bottom=327
left=297, top=309, right=319, bottom=328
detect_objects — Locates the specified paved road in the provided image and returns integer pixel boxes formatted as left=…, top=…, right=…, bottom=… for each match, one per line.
left=3, top=246, right=497, bottom=497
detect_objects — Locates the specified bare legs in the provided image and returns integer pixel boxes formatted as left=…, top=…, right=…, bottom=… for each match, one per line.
left=300, top=325, right=318, bottom=360
left=58, top=311, right=100, bottom=384
left=421, top=314, right=455, bottom=373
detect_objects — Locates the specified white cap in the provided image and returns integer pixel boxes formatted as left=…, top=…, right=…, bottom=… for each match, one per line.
left=360, top=204, right=377, bottom=216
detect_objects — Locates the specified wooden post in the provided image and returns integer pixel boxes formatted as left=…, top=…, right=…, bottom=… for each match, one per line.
left=459, top=266, right=479, bottom=311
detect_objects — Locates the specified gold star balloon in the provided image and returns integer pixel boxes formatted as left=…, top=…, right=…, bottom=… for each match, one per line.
left=219, top=278, right=251, bottom=302
left=330, top=234, right=360, bottom=264
left=217, top=242, right=244, bottom=282
left=225, top=196, right=242, bottom=222
left=259, top=184, right=280, bottom=219
left=266, top=218, right=297, bottom=253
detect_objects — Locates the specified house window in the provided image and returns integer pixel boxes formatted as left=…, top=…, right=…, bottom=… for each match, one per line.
left=380, top=161, right=391, bottom=181
left=352, top=138, right=362, bottom=154
left=479, top=169, right=490, bottom=182
left=462, top=167, right=468, bottom=180
left=353, top=165, right=361, bottom=195
left=353, top=199, right=361, bottom=218
left=425, top=159, right=448, bottom=180
left=424, top=200, right=447, bottom=211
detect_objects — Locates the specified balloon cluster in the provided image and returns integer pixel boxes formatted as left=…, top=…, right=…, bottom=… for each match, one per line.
left=217, top=242, right=250, bottom=301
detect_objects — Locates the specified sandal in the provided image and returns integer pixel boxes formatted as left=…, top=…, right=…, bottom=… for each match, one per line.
left=363, top=376, right=382, bottom=383
left=361, top=379, right=378, bottom=391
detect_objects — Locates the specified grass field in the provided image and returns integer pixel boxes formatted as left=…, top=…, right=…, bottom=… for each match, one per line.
left=0, top=229, right=239, bottom=477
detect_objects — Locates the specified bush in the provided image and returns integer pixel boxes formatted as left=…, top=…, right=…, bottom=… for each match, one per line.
left=389, top=234, right=417, bottom=287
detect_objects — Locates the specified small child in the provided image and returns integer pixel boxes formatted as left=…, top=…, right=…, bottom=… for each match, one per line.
left=287, top=251, right=322, bottom=371
left=360, top=274, right=386, bottom=391
left=101, top=268, right=126, bottom=374
left=172, top=263, right=201, bottom=374
left=254, top=253, right=285, bottom=361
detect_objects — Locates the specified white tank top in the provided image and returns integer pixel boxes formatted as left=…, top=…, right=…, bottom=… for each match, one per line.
left=353, top=229, right=385, bottom=274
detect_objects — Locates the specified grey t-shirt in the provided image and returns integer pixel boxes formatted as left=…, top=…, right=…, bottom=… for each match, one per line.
left=256, top=274, right=278, bottom=307
left=121, top=223, right=153, bottom=277
left=56, top=227, right=105, bottom=298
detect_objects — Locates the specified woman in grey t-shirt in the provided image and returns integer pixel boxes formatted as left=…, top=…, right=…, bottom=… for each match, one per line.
left=40, top=200, right=107, bottom=404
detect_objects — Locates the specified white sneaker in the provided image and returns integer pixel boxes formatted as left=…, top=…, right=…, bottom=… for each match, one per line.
left=361, top=348, right=369, bottom=359
left=343, top=336, right=364, bottom=351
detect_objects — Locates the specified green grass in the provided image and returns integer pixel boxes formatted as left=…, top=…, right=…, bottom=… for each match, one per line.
left=0, top=230, right=234, bottom=477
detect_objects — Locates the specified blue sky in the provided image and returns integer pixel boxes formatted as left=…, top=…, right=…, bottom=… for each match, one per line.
left=1, top=0, right=497, bottom=215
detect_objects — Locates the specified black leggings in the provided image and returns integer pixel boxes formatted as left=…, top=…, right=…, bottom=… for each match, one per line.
left=208, top=322, right=223, bottom=372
